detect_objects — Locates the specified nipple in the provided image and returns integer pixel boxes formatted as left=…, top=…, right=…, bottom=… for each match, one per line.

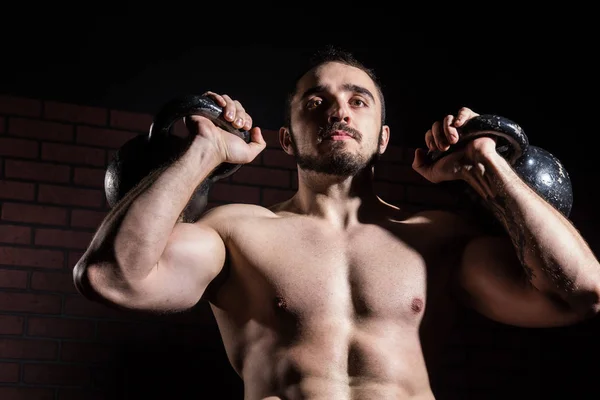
left=411, top=297, right=424, bottom=314
left=274, top=296, right=288, bottom=311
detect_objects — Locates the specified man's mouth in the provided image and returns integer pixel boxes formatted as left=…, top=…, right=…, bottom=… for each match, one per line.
left=324, top=130, right=354, bottom=140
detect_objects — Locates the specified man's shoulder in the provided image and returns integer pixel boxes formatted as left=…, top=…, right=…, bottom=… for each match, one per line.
left=199, top=203, right=277, bottom=223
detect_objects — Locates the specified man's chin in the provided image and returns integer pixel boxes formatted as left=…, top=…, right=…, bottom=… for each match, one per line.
left=295, top=156, right=367, bottom=177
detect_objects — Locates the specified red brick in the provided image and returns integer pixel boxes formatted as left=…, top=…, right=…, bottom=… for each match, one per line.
left=8, top=117, right=73, bottom=142
left=262, top=188, right=295, bottom=206
left=60, top=342, right=116, bottom=363
left=0, top=315, right=24, bottom=334
left=261, top=128, right=281, bottom=148
left=1, top=202, right=68, bottom=225
left=34, top=228, right=94, bottom=250
left=73, top=166, right=106, bottom=188
left=5, top=159, right=71, bottom=183
left=44, top=101, right=108, bottom=126
left=0, top=137, right=38, bottom=158
left=106, top=149, right=116, bottom=163
left=31, top=271, right=78, bottom=293
left=0, top=292, right=62, bottom=313
left=0, top=362, right=19, bottom=382
left=0, top=245, right=63, bottom=269
left=110, top=109, right=153, bottom=132
left=28, top=317, right=95, bottom=339
left=70, top=209, right=106, bottom=228
left=0, top=95, right=42, bottom=117
left=68, top=251, right=85, bottom=268
left=0, top=179, right=35, bottom=201
left=0, top=269, right=28, bottom=288
left=0, top=338, right=58, bottom=359
left=41, top=142, right=106, bottom=167
left=262, top=148, right=296, bottom=169
left=38, top=184, right=104, bottom=208
left=0, top=224, right=31, bottom=244
left=63, top=295, right=127, bottom=319
left=0, top=387, right=54, bottom=400
left=209, top=183, right=260, bottom=204
left=231, top=165, right=291, bottom=188
left=23, top=363, right=90, bottom=385
left=76, top=125, right=139, bottom=149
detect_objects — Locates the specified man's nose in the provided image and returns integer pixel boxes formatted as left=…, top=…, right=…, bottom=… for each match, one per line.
left=327, top=100, right=351, bottom=124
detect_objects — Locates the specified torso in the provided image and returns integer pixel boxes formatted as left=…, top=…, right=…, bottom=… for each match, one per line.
left=203, top=202, right=472, bottom=400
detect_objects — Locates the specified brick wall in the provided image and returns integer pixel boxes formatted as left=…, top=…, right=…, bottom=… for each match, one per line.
left=0, top=94, right=598, bottom=399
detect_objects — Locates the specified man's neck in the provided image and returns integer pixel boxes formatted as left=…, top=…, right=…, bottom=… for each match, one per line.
left=291, top=168, right=383, bottom=229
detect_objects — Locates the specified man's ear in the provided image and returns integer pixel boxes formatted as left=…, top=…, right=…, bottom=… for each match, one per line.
left=378, top=125, right=391, bottom=154
left=279, top=127, right=294, bottom=155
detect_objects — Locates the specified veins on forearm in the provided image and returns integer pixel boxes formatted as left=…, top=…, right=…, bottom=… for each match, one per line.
left=485, top=192, right=535, bottom=284
left=477, top=167, right=576, bottom=295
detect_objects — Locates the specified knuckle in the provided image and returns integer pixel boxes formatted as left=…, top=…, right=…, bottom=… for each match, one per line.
left=457, top=106, right=469, bottom=113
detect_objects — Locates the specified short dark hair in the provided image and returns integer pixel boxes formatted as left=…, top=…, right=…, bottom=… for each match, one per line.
left=283, top=45, right=386, bottom=127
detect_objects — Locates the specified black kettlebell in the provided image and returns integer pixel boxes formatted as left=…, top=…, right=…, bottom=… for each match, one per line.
left=427, top=114, right=573, bottom=217
left=104, top=94, right=250, bottom=222
left=512, top=145, right=573, bottom=217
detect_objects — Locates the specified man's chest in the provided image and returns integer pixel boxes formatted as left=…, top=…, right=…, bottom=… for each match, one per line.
left=224, top=218, right=457, bottom=322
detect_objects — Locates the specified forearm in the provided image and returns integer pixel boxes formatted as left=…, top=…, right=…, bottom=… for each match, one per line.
left=464, top=151, right=600, bottom=309
left=76, top=140, right=222, bottom=284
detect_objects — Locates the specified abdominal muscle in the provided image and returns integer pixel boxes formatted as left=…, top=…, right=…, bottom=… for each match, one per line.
left=232, top=314, right=435, bottom=400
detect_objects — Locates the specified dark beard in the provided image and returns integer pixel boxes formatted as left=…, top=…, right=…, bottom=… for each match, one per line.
left=289, top=124, right=382, bottom=176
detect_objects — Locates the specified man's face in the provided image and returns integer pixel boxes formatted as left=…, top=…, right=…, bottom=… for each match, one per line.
left=283, top=61, right=389, bottom=176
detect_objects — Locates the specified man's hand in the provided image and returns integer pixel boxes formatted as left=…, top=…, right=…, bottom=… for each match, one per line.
left=412, top=107, right=499, bottom=187
left=185, top=91, right=266, bottom=165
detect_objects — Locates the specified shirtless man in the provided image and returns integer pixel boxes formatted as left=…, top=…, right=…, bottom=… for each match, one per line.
left=73, top=48, right=600, bottom=399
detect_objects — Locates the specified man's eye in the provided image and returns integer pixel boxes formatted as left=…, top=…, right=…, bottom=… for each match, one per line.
left=351, top=98, right=366, bottom=107
left=307, top=99, right=322, bottom=109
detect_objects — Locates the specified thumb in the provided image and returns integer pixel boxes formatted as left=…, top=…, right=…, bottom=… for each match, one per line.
left=411, top=148, right=430, bottom=174
left=247, top=126, right=267, bottom=155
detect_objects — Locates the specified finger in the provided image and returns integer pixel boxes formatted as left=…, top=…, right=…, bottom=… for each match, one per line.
left=453, top=107, right=480, bottom=127
left=241, top=116, right=253, bottom=132
left=202, top=91, right=227, bottom=108
left=432, top=120, right=449, bottom=151
left=220, top=94, right=238, bottom=123
left=443, top=115, right=459, bottom=145
left=412, top=148, right=429, bottom=171
left=424, top=129, right=436, bottom=152
left=232, top=100, right=252, bottom=130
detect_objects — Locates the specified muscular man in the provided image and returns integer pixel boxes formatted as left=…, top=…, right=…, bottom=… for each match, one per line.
left=73, top=47, right=600, bottom=399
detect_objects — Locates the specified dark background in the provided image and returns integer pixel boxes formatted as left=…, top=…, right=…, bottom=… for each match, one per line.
left=2, top=11, right=596, bottom=206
